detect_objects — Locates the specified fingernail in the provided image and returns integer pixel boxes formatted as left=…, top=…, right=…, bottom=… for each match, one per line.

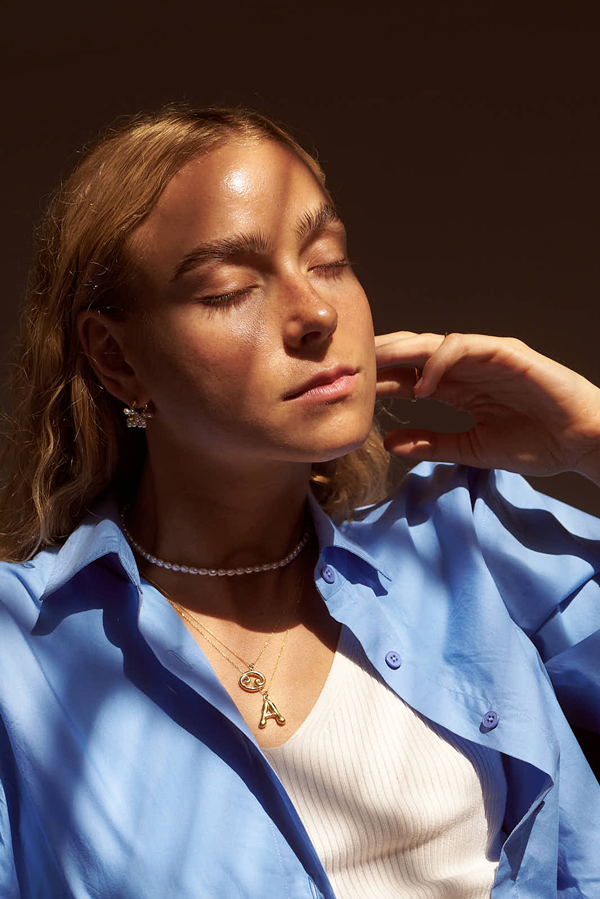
left=414, top=378, right=423, bottom=391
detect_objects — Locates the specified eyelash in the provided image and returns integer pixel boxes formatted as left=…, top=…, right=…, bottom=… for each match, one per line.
left=200, top=258, right=353, bottom=308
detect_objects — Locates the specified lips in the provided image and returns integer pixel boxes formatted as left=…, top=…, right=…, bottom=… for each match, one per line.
left=284, top=365, right=358, bottom=400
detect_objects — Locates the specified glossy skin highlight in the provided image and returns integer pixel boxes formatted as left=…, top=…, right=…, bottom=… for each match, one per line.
left=74, top=130, right=600, bottom=741
left=120, top=139, right=377, bottom=468
left=75, top=138, right=378, bottom=744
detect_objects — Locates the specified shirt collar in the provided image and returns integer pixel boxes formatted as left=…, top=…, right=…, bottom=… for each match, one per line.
left=39, top=488, right=389, bottom=602
left=306, top=491, right=391, bottom=579
left=40, top=492, right=141, bottom=601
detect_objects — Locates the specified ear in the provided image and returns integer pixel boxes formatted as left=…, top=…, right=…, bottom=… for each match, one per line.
left=77, top=309, right=150, bottom=406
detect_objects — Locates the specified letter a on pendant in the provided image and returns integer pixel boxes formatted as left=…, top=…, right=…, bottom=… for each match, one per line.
left=259, top=694, right=286, bottom=728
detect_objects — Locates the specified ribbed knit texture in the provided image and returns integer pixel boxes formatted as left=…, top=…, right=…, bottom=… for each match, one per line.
left=263, top=625, right=507, bottom=898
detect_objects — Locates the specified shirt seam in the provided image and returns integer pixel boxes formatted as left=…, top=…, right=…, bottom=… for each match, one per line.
left=268, top=818, right=293, bottom=899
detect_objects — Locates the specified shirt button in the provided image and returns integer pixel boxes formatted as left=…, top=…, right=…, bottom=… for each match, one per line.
left=321, top=565, right=336, bottom=584
left=481, top=710, right=499, bottom=731
left=385, top=651, right=402, bottom=669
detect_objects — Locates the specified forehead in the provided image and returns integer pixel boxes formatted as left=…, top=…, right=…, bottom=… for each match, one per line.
left=130, top=139, right=328, bottom=267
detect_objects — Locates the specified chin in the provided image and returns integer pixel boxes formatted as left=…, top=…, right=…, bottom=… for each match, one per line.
left=301, top=420, right=374, bottom=464
left=274, top=392, right=376, bottom=463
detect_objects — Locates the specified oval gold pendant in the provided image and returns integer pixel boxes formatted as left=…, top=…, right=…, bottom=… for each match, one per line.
left=239, top=669, right=266, bottom=693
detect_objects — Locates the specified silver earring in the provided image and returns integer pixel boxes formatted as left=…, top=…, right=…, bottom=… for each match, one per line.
left=123, top=401, right=153, bottom=428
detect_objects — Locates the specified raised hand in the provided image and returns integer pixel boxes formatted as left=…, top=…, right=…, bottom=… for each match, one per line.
left=375, top=331, right=600, bottom=483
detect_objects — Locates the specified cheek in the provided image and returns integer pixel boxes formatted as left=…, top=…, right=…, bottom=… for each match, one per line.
left=351, top=293, right=377, bottom=394
left=139, top=316, right=269, bottom=411
left=345, top=288, right=375, bottom=355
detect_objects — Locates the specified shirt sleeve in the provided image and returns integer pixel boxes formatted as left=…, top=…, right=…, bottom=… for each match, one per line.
left=468, top=465, right=600, bottom=734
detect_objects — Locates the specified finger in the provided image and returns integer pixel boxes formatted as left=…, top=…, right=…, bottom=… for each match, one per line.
left=383, top=427, right=487, bottom=468
left=374, top=330, right=419, bottom=347
left=375, top=333, right=447, bottom=369
left=414, top=334, right=469, bottom=398
left=414, top=333, right=517, bottom=398
left=376, top=366, right=421, bottom=399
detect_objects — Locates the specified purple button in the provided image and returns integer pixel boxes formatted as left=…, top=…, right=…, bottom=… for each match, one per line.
left=481, top=710, right=499, bottom=731
left=321, top=565, right=336, bottom=584
left=385, top=651, right=402, bottom=669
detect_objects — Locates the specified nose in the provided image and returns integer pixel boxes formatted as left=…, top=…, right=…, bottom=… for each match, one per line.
left=282, top=279, right=338, bottom=350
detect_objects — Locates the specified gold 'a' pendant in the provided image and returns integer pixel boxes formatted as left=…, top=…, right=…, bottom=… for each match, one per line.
left=239, top=670, right=286, bottom=728
left=259, top=693, right=286, bottom=729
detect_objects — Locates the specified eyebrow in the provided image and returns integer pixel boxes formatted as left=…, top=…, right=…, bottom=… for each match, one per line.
left=170, top=202, right=344, bottom=282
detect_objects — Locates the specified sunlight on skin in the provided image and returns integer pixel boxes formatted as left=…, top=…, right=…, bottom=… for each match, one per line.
left=373, top=330, right=600, bottom=483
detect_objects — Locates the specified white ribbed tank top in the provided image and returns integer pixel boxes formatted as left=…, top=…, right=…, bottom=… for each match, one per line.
left=263, top=625, right=507, bottom=899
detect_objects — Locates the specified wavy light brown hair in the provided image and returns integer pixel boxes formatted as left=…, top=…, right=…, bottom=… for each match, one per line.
left=0, top=105, right=390, bottom=562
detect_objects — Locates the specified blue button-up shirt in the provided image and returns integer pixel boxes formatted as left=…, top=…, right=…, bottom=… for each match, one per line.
left=1, top=462, right=599, bottom=898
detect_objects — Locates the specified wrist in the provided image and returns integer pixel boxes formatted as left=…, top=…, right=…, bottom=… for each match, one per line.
left=573, top=422, right=600, bottom=485
left=576, top=448, right=600, bottom=487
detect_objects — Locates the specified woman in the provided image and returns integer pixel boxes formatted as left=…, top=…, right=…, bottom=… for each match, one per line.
left=0, top=106, right=599, bottom=899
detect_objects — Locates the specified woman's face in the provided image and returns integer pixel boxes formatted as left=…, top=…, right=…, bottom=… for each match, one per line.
left=123, top=138, right=377, bottom=466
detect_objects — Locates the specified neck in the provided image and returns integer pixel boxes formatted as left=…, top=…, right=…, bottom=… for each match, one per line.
left=126, top=443, right=318, bottom=626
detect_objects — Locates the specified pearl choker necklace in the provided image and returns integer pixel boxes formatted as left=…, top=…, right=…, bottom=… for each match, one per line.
left=119, top=505, right=311, bottom=576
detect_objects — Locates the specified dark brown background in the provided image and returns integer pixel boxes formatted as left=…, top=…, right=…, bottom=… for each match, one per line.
left=2, top=4, right=599, bottom=512
left=1, top=5, right=598, bottom=765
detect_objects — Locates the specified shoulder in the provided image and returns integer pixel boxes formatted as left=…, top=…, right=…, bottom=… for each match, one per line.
left=0, top=547, right=60, bottom=623
left=0, top=490, right=132, bottom=621
left=342, top=460, right=484, bottom=544
left=352, top=459, right=600, bottom=533
left=342, top=461, right=600, bottom=575
left=351, top=461, right=491, bottom=526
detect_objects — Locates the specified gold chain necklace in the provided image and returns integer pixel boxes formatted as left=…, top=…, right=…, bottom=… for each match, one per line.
left=141, top=564, right=305, bottom=730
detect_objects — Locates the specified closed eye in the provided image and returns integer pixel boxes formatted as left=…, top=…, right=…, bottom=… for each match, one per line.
left=200, top=259, right=354, bottom=309
left=201, top=287, right=255, bottom=308
left=311, top=258, right=353, bottom=279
